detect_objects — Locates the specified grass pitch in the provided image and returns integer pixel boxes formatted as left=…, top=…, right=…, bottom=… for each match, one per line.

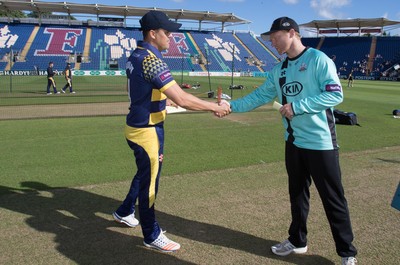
left=0, top=77, right=399, bottom=264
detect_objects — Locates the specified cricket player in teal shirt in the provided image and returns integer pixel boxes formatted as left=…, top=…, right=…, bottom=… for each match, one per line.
left=224, top=17, right=358, bottom=265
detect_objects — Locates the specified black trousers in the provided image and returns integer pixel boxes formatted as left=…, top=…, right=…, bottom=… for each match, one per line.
left=285, top=142, right=357, bottom=257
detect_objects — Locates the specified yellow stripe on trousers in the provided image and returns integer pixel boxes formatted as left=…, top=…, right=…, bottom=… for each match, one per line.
left=125, top=125, right=160, bottom=208
left=48, top=77, right=56, bottom=87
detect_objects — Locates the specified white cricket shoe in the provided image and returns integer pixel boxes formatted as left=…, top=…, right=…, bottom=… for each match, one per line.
left=143, top=231, right=180, bottom=252
left=342, top=257, right=357, bottom=265
left=271, top=239, right=308, bottom=256
left=112, top=212, right=139, bottom=227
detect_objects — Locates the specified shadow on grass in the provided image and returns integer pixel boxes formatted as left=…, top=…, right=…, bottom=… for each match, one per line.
left=0, top=182, right=333, bottom=265
left=376, top=158, right=400, bottom=164
left=157, top=211, right=334, bottom=265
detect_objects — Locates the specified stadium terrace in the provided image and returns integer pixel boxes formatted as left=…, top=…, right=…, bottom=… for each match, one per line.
left=0, top=0, right=399, bottom=81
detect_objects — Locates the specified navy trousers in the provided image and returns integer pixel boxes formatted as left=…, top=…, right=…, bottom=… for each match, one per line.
left=47, top=78, right=57, bottom=93
left=116, top=125, right=164, bottom=244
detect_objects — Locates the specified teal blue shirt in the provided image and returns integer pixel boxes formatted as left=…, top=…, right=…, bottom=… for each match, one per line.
left=230, top=47, right=342, bottom=150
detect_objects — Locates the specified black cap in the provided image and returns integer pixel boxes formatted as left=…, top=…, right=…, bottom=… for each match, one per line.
left=139, top=10, right=182, bottom=32
left=261, top=17, right=299, bottom=41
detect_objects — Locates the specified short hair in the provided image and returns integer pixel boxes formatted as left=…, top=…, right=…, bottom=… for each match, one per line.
left=142, top=30, right=151, bottom=39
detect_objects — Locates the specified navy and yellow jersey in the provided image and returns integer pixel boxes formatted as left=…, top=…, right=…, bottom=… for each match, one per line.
left=126, top=41, right=176, bottom=128
left=64, top=67, right=72, bottom=80
left=47, top=67, right=55, bottom=79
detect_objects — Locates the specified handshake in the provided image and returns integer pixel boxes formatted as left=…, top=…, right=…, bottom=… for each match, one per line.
left=214, top=99, right=231, bottom=118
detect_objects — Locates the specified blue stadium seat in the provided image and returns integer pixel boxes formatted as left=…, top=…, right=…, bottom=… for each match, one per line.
left=1, top=21, right=399, bottom=78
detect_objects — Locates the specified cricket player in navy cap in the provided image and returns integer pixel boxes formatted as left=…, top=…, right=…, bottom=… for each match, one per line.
left=112, top=10, right=229, bottom=252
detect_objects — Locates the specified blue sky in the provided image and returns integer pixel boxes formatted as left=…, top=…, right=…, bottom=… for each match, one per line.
left=48, top=0, right=400, bottom=36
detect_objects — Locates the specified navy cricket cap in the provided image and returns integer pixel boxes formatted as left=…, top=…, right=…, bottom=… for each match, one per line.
left=139, top=10, right=182, bottom=32
left=261, top=17, right=299, bottom=41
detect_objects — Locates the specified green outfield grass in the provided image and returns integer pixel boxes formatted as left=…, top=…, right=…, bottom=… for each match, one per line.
left=1, top=78, right=399, bottom=190
left=0, top=75, right=261, bottom=106
left=0, top=77, right=399, bottom=264
left=0, top=75, right=128, bottom=106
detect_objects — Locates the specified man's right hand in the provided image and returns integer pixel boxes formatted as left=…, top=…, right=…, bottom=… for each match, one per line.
left=214, top=101, right=231, bottom=118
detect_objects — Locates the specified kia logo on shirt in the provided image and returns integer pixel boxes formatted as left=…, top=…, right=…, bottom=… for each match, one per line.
left=282, top=81, right=303, bottom=97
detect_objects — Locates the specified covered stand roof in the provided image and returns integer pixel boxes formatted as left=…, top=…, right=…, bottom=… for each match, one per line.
left=0, top=0, right=251, bottom=31
left=300, top=18, right=400, bottom=36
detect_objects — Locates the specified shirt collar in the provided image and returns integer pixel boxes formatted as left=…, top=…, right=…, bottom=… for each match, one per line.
left=138, top=41, right=163, bottom=58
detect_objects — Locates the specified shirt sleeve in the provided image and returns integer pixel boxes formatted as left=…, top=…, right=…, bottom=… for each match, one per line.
left=142, top=54, right=175, bottom=92
left=292, top=54, right=343, bottom=115
left=230, top=73, right=277, bottom=112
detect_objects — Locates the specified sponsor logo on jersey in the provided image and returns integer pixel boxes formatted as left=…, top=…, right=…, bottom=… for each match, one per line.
left=282, top=81, right=303, bottom=96
left=159, top=71, right=171, bottom=81
left=326, top=84, right=342, bottom=92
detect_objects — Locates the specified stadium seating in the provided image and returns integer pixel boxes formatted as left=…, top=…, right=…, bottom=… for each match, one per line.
left=161, top=31, right=203, bottom=73
left=1, top=21, right=399, bottom=78
left=374, top=36, right=400, bottom=74
left=320, top=37, right=372, bottom=76
left=0, top=23, right=86, bottom=72
left=235, top=32, right=279, bottom=72
left=80, top=27, right=140, bottom=70
left=0, top=23, right=35, bottom=69
left=190, top=31, right=231, bottom=72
